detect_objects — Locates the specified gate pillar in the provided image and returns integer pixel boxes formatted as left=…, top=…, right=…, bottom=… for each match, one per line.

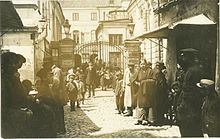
left=124, top=40, right=141, bottom=68
left=59, top=38, right=76, bottom=72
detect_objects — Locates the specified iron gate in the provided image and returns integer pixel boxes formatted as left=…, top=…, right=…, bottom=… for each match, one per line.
left=74, top=41, right=125, bottom=69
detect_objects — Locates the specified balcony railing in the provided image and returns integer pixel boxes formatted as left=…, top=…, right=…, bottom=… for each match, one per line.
left=107, top=10, right=129, bottom=20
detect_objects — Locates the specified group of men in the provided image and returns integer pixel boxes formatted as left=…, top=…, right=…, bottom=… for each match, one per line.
left=115, top=59, right=168, bottom=126
left=114, top=48, right=220, bottom=137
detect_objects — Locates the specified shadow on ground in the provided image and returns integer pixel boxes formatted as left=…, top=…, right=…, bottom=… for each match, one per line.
left=57, top=105, right=101, bottom=138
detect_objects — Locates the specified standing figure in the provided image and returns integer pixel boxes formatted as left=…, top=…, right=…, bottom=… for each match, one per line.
left=197, top=79, right=220, bottom=137
left=86, top=62, right=97, bottom=97
left=1, top=52, right=33, bottom=137
left=66, top=74, right=78, bottom=111
left=114, top=72, right=125, bottom=114
left=51, top=64, right=66, bottom=133
left=123, top=63, right=135, bottom=117
left=100, top=67, right=107, bottom=91
left=152, top=61, right=168, bottom=125
left=78, top=71, right=86, bottom=104
left=131, top=60, right=154, bottom=125
left=176, top=48, right=204, bottom=137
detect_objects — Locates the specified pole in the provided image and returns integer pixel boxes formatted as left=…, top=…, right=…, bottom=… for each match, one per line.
left=216, top=0, right=220, bottom=95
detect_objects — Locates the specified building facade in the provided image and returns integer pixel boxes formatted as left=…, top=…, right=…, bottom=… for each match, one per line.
left=129, top=0, right=219, bottom=87
left=1, top=0, right=65, bottom=83
left=60, top=0, right=128, bottom=64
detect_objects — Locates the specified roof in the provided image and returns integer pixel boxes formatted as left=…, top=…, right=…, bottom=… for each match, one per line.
left=0, top=1, right=23, bottom=30
left=60, top=0, right=122, bottom=8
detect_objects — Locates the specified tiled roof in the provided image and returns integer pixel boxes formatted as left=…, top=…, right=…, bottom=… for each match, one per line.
left=0, top=1, right=23, bottom=30
left=60, top=0, right=122, bottom=8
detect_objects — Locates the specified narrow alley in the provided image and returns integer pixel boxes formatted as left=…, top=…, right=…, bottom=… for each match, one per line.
left=58, top=88, right=181, bottom=138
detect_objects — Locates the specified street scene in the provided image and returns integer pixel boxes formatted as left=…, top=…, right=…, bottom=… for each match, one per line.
left=1, top=0, right=220, bottom=138
left=58, top=89, right=180, bottom=138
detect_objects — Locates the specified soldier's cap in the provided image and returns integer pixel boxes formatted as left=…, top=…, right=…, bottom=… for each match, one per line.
left=196, top=79, right=215, bottom=89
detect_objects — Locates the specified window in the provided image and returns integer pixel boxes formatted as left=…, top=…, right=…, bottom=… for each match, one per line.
left=81, top=32, right=84, bottom=43
left=73, top=30, right=80, bottom=44
left=91, top=30, right=96, bottom=42
left=103, top=12, right=106, bottom=20
left=91, top=12, right=97, bottom=21
left=109, top=0, right=114, bottom=4
left=109, top=34, right=123, bottom=46
left=52, top=49, right=58, bottom=56
left=72, top=13, right=79, bottom=21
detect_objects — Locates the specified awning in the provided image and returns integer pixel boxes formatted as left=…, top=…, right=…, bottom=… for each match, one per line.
left=168, top=14, right=216, bottom=29
left=135, top=14, right=216, bottom=40
left=135, top=23, right=170, bottom=39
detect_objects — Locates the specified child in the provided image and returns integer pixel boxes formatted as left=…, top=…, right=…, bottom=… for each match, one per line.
left=66, top=74, right=78, bottom=111
left=114, top=72, right=124, bottom=114
left=78, top=74, right=86, bottom=104
left=167, top=81, right=181, bottom=124
left=74, top=76, right=83, bottom=108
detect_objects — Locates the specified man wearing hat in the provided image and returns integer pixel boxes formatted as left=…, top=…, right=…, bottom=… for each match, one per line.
left=197, top=79, right=220, bottom=137
left=176, top=48, right=204, bottom=137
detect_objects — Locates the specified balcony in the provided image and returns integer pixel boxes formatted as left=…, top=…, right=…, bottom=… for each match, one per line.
left=107, top=10, right=129, bottom=21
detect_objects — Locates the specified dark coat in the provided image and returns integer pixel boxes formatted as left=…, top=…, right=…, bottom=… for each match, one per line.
left=177, top=64, right=204, bottom=122
left=66, top=81, right=78, bottom=101
left=202, top=92, right=220, bottom=137
left=115, top=79, right=124, bottom=97
left=86, top=67, right=96, bottom=85
left=130, top=68, right=155, bottom=108
left=152, top=68, right=168, bottom=117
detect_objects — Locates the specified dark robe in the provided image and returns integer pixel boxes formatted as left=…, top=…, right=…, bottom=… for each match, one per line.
left=130, top=68, right=154, bottom=108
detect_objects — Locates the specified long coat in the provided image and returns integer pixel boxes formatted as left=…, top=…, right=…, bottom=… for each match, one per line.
left=202, top=92, right=220, bottom=137
left=152, top=68, right=168, bottom=119
left=130, top=68, right=155, bottom=108
left=86, top=67, right=96, bottom=85
left=176, top=64, right=204, bottom=122
left=66, top=81, right=78, bottom=101
left=51, top=67, right=68, bottom=105
left=123, top=68, right=132, bottom=107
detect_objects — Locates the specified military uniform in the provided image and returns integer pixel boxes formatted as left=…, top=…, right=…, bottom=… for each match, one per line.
left=176, top=48, right=204, bottom=137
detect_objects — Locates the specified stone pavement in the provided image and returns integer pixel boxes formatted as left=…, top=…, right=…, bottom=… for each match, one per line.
left=58, top=88, right=181, bottom=138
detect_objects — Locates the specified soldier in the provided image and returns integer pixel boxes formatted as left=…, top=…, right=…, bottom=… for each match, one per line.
left=176, top=48, right=204, bottom=137
left=197, top=79, right=220, bottom=137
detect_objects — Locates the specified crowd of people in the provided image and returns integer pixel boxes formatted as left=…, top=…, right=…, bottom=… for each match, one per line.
left=112, top=48, right=220, bottom=137
left=113, top=59, right=168, bottom=126
left=1, top=49, right=220, bottom=138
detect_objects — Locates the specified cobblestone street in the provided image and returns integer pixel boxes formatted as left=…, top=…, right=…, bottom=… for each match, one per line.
left=58, top=88, right=181, bottom=138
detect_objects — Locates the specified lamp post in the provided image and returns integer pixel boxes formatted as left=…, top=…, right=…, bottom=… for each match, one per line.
left=63, top=19, right=71, bottom=38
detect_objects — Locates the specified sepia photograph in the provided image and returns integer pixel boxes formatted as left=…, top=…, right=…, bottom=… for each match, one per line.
left=0, top=0, right=220, bottom=138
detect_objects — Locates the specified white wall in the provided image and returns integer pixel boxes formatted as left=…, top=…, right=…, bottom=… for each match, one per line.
left=2, top=32, right=35, bottom=83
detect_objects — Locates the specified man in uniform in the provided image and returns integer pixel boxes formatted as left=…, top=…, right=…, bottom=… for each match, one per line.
left=176, top=48, right=204, bottom=137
